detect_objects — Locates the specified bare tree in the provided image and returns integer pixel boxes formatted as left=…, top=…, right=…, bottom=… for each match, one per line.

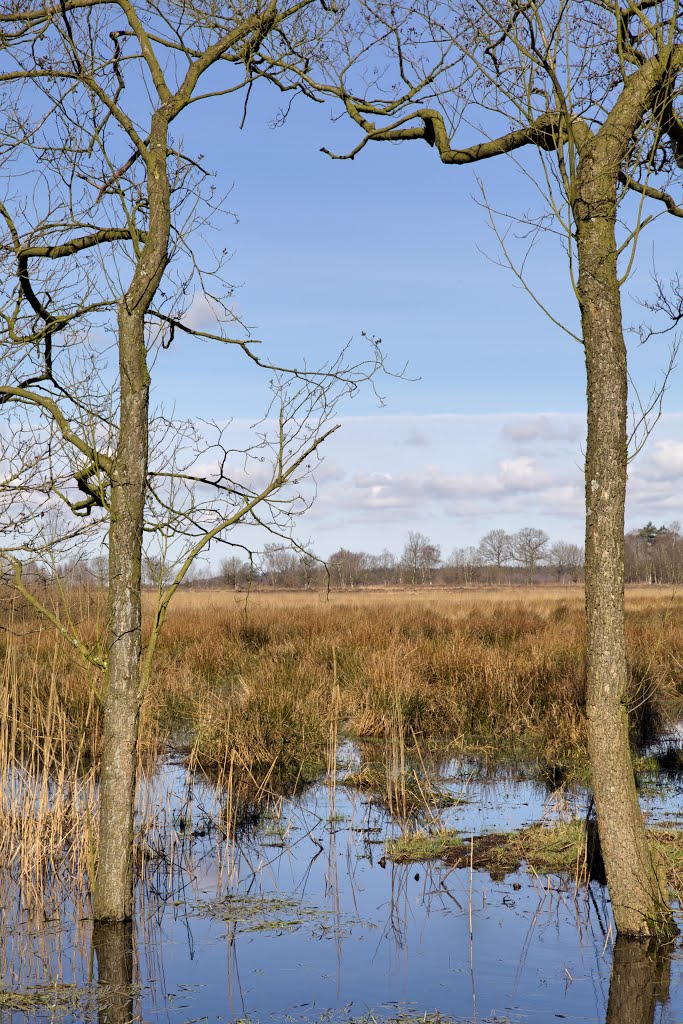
left=510, top=527, right=549, bottom=584
left=328, top=547, right=370, bottom=588
left=478, top=529, right=512, bottom=570
left=297, top=0, right=683, bottom=934
left=0, top=0, right=382, bottom=923
left=218, top=555, right=250, bottom=591
left=477, top=528, right=512, bottom=581
left=261, top=543, right=302, bottom=587
left=548, top=541, right=584, bottom=584
left=400, top=531, right=441, bottom=584
left=367, top=548, right=397, bottom=585
left=297, top=551, right=320, bottom=589
left=445, top=545, right=481, bottom=586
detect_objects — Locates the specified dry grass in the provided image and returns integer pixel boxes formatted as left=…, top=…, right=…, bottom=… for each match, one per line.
left=2, top=583, right=683, bottom=906
left=148, top=585, right=683, bottom=778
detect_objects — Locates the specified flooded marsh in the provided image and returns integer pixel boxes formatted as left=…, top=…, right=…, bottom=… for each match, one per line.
left=2, top=752, right=683, bottom=1023
left=4, top=587, right=683, bottom=1021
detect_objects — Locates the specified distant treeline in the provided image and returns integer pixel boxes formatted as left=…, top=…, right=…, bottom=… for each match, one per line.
left=46, top=521, right=683, bottom=590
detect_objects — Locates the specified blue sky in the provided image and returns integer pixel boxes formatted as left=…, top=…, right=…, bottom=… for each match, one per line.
left=152, top=82, right=683, bottom=560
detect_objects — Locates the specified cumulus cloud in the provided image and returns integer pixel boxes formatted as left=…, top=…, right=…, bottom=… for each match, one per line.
left=345, top=457, right=557, bottom=514
left=299, top=412, right=683, bottom=551
left=646, top=439, right=683, bottom=479
left=163, top=410, right=599, bottom=550
left=498, top=457, right=552, bottom=491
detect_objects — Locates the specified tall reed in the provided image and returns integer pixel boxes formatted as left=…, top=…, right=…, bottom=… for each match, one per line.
left=2, top=583, right=683, bottom=908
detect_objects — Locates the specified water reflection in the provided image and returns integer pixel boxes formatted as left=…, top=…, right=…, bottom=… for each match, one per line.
left=606, top=936, right=672, bottom=1024
left=93, top=923, right=135, bottom=1024
left=4, top=755, right=683, bottom=1022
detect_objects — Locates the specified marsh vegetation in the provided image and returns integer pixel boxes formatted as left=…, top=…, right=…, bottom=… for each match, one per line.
left=2, top=586, right=683, bottom=1020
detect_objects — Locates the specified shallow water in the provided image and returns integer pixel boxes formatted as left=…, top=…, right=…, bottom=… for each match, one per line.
left=3, top=755, right=683, bottom=1023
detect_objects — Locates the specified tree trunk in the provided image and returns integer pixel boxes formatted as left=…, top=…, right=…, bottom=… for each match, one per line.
left=576, top=143, right=673, bottom=938
left=94, top=309, right=149, bottom=922
left=93, top=118, right=170, bottom=922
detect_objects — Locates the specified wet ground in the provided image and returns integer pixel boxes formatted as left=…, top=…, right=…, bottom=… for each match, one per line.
left=3, top=750, right=683, bottom=1023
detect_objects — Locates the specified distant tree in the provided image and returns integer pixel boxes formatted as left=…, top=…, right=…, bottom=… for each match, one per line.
left=219, top=555, right=249, bottom=591
left=549, top=542, right=584, bottom=584
left=89, top=555, right=108, bottom=588
left=638, top=522, right=669, bottom=545
left=143, top=555, right=174, bottom=589
left=478, top=529, right=512, bottom=569
left=328, top=548, right=369, bottom=588
left=400, top=532, right=441, bottom=585
left=367, top=549, right=397, bottom=586
left=261, top=545, right=301, bottom=588
left=445, top=546, right=482, bottom=586
left=510, top=528, right=549, bottom=584
left=626, top=522, right=683, bottom=584
left=298, top=553, right=320, bottom=590
left=58, top=555, right=92, bottom=586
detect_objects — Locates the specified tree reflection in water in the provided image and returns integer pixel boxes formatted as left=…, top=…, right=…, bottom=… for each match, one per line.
left=93, top=922, right=135, bottom=1024
left=606, top=934, right=672, bottom=1024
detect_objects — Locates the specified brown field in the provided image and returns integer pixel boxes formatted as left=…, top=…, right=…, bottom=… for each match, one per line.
left=2, top=582, right=683, bottom=900
left=0, top=585, right=679, bottom=905
left=151, top=583, right=683, bottom=762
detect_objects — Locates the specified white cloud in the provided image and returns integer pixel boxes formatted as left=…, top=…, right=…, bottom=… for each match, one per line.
left=181, top=291, right=240, bottom=332
left=160, top=410, right=683, bottom=555
left=499, top=457, right=552, bottom=491
left=647, top=439, right=683, bottom=479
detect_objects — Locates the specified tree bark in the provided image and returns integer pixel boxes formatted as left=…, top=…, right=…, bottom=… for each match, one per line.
left=93, top=117, right=171, bottom=922
left=93, top=308, right=149, bottom=922
left=576, top=127, right=673, bottom=938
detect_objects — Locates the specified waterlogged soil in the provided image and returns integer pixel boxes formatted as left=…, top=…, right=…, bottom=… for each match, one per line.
left=4, top=753, right=683, bottom=1023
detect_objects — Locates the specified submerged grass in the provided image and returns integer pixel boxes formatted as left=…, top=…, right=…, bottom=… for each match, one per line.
left=0, top=982, right=93, bottom=1013
left=191, top=892, right=332, bottom=933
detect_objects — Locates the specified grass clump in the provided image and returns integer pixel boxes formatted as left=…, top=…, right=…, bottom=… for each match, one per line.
left=387, top=817, right=683, bottom=898
left=343, top=760, right=463, bottom=818
left=386, top=829, right=462, bottom=863
left=387, top=819, right=596, bottom=880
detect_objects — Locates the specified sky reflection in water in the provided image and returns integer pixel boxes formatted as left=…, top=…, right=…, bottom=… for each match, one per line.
left=4, top=757, right=683, bottom=1023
